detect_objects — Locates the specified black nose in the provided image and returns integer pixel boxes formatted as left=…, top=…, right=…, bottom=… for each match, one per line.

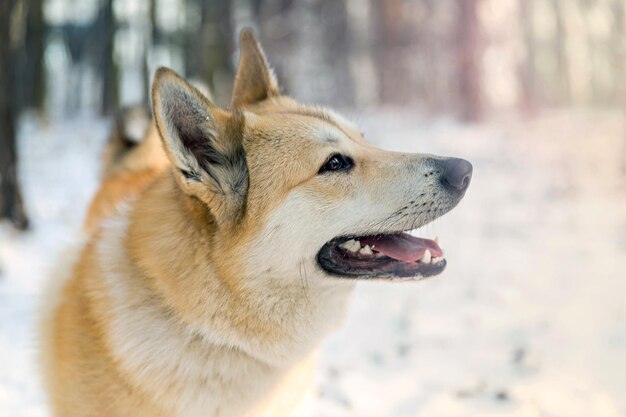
left=440, top=158, right=473, bottom=192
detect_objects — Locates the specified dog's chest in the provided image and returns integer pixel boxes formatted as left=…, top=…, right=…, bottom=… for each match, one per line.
left=104, top=293, right=315, bottom=417
left=169, top=349, right=316, bottom=417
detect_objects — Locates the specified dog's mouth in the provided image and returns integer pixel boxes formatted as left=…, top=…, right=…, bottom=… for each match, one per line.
left=317, top=231, right=445, bottom=280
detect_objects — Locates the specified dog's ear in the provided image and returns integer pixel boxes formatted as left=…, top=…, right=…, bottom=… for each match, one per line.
left=152, top=67, right=248, bottom=224
left=231, top=28, right=280, bottom=108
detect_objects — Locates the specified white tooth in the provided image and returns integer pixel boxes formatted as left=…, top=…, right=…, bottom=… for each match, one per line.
left=340, top=239, right=360, bottom=253
left=432, top=256, right=442, bottom=264
left=421, top=249, right=432, bottom=264
left=360, top=245, right=373, bottom=255
left=434, top=236, right=439, bottom=243
left=339, top=239, right=353, bottom=249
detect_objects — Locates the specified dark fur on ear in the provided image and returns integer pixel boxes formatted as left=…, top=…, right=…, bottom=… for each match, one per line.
left=152, top=67, right=248, bottom=221
left=231, top=28, right=280, bottom=108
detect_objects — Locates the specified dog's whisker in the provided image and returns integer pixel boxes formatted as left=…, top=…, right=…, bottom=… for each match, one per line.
left=258, top=225, right=279, bottom=244
left=299, top=260, right=311, bottom=307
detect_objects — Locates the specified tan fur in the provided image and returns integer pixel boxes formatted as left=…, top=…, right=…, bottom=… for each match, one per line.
left=41, top=29, right=468, bottom=417
left=84, top=123, right=168, bottom=234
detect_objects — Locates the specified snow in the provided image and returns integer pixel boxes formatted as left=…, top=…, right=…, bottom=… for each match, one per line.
left=1, top=109, right=625, bottom=417
left=0, top=117, right=109, bottom=417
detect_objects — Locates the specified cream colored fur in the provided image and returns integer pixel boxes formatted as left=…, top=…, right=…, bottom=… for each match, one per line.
left=40, top=29, right=467, bottom=417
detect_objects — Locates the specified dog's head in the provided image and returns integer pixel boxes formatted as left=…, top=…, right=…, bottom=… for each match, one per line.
left=152, top=29, right=472, bottom=284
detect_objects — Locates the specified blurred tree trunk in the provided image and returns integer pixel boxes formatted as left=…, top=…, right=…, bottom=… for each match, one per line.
left=142, top=0, right=157, bottom=109
left=519, top=0, right=537, bottom=115
left=610, top=0, right=625, bottom=105
left=319, top=0, right=354, bottom=107
left=372, top=0, right=411, bottom=104
left=347, top=0, right=377, bottom=107
left=101, top=0, right=118, bottom=116
left=183, top=0, right=200, bottom=79
left=186, top=0, right=233, bottom=104
left=578, top=0, right=599, bottom=104
left=251, top=0, right=295, bottom=94
left=142, top=47, right=150, bottom=110
left=0, top=0, right=29, bottom=230
left=252, top=0, right=293, bottom=20
left=418, top=0, right=441, bottom=112
left=549, top=0, right=570, bottom=104
left=611, top=0, right=626, bottom=173
left=456, top=0, right=483, bottom=122
left=22, top=0, right=46, bottom=113
left=250, top=0, right=264, bottom=18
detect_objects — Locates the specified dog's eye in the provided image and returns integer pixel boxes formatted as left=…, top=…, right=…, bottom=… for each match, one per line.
left=319, top=154, right=353, bottom=174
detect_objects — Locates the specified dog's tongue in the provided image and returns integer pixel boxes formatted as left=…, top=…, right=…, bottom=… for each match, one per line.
left=360, top=234, right=443, bottom=262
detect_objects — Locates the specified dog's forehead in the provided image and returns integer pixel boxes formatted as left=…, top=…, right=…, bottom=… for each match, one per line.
left=242, top=103, right=361, bottom=144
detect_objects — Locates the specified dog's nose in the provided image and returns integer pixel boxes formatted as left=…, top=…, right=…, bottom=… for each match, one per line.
left=440, top=158, right=473, bottom=191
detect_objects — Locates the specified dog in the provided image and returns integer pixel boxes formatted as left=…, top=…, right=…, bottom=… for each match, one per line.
left=83, top=106, right=169, bottom=234
left=40, top=29, right=472, bottom=417
left=85, top=80, right=212, bottom=234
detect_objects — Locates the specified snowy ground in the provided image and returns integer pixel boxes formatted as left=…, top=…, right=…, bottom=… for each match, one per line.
left=1, top=109, right=625, bottom=417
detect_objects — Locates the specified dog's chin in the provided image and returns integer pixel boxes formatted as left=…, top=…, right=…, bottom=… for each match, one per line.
left=316, top=230, right=446, bottom=281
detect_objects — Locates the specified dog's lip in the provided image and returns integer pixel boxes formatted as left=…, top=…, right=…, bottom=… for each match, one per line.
left=316, top=231, right=446, bottom=281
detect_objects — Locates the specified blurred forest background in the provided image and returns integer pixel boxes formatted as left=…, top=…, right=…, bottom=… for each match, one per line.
left=3, top=2, right=626, bottom=416
left=1, top=0, right=625, bottom=228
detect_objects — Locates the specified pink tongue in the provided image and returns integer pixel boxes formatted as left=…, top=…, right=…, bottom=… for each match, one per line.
left=360, top=234, right=443, bottom=263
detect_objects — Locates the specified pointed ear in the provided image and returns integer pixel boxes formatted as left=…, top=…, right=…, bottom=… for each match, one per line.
left=231, top=28, right=280, bottom=108
left=152, top=67, right=248, bottom=223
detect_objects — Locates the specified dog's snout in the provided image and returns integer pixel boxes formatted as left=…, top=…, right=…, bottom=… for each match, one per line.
left=440, top=158, right=473, bottom=192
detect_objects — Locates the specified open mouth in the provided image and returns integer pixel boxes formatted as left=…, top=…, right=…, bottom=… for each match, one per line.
left=317, top=231, right=446, bottom=280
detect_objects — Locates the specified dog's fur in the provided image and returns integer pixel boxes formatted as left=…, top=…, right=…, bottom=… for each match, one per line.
left=83, top=105, right=169, bottom=234
left=41, top=30, right=469, bottom=417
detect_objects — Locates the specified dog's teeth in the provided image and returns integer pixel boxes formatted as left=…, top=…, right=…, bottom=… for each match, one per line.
left=432, top=256, right=442, bottom=264
left=434, top=236, right=439, bottom=243
left=420, top=249, right=432, bottom=264
left=340, top=239, right=361, bottom=253
left=360, top=245, right=373, bottom=255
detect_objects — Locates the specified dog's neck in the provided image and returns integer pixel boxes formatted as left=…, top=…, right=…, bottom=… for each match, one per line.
left=123, top=172, right=355, bottom=366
